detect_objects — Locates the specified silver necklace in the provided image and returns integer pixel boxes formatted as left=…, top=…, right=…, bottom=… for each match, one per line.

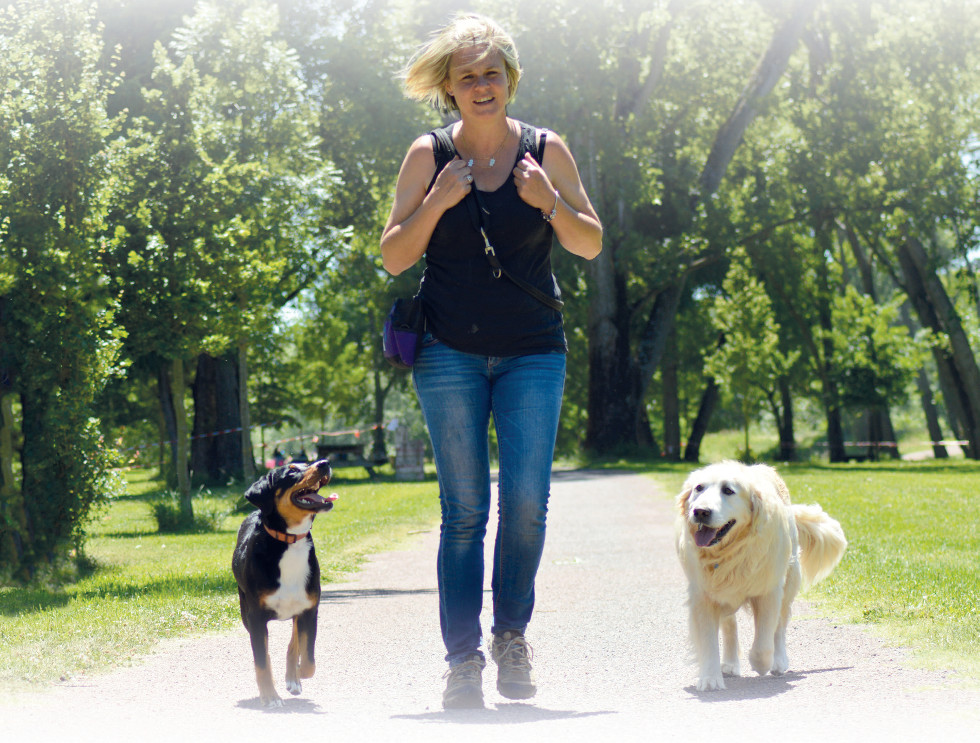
left=459, top=123, right=511, bottom=168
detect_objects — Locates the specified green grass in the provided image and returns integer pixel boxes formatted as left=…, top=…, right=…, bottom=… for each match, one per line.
left=647, top=457, right=980, bottom=680
left=0, top=469, right=440, bottom=692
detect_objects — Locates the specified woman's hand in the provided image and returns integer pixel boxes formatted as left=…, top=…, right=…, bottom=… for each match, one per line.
left=514, top=134, right=602, bottom=260
left=513, top=153, right=556, bottom=213
left=430, top=157, right=474, bottom=212
left=381, top=138, right=473, bottom=276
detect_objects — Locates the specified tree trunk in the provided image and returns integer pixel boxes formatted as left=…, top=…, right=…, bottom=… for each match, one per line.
left=915, top=367, right=948, bottom=459
left=237, top=343, right=255, bottom=481
left=900, top=304, right=947, bottom=459
left=156, top=361, right=178, bottom=482
left=191, top=352, right=243, bottom=485
left=684, top=378, right=719, bottom=463
left=699, top=0, right=820, bottom=196
left=171, top=357, right=192, bottom=514
left=371, top=368, right=389, bottom=461
left=661, top=327, right=681, bottom=461
left=779, top=378, right=795, bottom=460
left=896, top=236, right=980, bottom=458
left=0, top=391, right=29, bottom=579
left=845, top=223, right=900, bottom=460
left=584, top=244, right=640, bottom=453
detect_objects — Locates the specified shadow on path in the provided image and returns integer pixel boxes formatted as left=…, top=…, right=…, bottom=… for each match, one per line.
left=235, top=697, right=324, bottom=714
left=686, top=666, right=854, bottom=702
left=393, top=703, right=616, bottom=725
left=319, top=587, right=438, bottom=604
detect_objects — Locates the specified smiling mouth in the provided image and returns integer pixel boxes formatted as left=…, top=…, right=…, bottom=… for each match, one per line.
left=291, top=485, right=338, bottom=511
left=694, top=519, right=736, bottom=548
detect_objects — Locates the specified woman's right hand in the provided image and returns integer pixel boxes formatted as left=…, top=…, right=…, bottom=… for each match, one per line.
left=381, top=142, right=474, bottom=275
left=428, top=156, right=473, bottom=212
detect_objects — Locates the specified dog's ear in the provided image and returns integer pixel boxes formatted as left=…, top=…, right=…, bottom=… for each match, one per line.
left=676, top=471, right=699, bottom=515
left=245, top=471, right=279, bottom=512
left=747, top=470, right=778, bottom=531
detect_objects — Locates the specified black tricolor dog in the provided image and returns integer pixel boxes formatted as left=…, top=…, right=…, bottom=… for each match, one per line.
left=232, top=460, right=337, bottom=708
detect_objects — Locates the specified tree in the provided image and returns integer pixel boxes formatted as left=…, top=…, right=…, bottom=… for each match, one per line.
left=0, top=0, right=124, bottom=581
left=704, top=249, right=796, bottom=460
left=105, top=0, right=343, bottom=501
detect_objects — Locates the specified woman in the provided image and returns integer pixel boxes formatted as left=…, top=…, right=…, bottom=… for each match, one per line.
left=381, top=13, right=602, bottom=709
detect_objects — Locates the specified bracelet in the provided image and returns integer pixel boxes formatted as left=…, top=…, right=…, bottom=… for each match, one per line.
left=542, top=190, right=559, bottom=222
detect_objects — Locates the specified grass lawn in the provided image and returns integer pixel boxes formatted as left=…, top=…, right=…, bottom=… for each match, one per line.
left=646, top=457, right=980, bottom=680
left=0, top=468, right=440, bottom=692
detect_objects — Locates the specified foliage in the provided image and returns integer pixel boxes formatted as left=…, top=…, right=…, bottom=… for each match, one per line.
left=149, top=488, right=232, bottom=534
left=4, top=0, right=980, bottom=581
left=0, top=0, right=125, bottom=581
left=826, top=288, right=924, bottom=410
left=705, top=248, right=798, bottom=459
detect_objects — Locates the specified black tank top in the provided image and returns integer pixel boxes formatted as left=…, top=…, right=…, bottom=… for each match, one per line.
left=419, top=121, right=566, bottom=357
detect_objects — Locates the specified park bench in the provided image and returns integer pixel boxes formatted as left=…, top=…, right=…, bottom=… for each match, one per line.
left=316, top=442, right=388, bottom=478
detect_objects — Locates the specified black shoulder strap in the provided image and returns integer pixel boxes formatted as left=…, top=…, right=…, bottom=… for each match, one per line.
left=519, top=122, right=548, bottom=162
left=431, top=125, right=456, bottom=174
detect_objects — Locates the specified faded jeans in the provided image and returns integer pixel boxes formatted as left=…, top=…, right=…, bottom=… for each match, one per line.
left=413, top=335, right=565, bottom=664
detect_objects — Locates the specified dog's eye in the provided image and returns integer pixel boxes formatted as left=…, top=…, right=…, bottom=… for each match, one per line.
left=694, top=484, right=705, bottom=493
left=722, top=485, right=735, bottom=496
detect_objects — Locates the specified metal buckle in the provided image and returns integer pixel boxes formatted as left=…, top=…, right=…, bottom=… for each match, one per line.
left=480, top=228, right=501, bottom=278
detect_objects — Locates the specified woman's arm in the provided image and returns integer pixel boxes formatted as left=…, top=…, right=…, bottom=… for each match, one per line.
left=513, top=132, right=602, bottom=260
left=381, top=135, right=474, bottom=276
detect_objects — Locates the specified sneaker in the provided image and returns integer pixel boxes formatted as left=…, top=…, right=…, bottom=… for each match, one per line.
left=489, top=630, right=537, bottom=699
left=442, top=655, right=485, bottom=709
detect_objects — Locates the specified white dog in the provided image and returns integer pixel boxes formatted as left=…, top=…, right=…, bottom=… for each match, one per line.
left=675, top=461, right=847, bottom=691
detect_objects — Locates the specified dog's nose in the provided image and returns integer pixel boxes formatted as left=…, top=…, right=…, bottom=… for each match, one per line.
left=693, top=507, right=712, bottom=524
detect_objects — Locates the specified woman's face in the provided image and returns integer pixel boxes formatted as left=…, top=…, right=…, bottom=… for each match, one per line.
left=446, top=45, right=509, bottom=118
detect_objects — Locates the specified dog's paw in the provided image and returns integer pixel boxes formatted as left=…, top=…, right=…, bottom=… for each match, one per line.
left=721, top=659, right=741, bottom=677
left=696, top=674, right=726, bottom=691
left=286, top=679, right=302, bottom=696
left=749, top=647, right=773, bottom=676
left=771, top=650, right=789, bottom=675
left=261, top=695, right=284, bottom=709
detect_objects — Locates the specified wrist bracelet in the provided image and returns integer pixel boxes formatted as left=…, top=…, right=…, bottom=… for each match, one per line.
left=542, top=190, right=559, bottom=222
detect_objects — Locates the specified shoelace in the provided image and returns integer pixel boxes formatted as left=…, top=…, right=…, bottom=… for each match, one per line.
left=494, top=635, right=534, bottom=672
left=443, top=658, right=484, bottom=686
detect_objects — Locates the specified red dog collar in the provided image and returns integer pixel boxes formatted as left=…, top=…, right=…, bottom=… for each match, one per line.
left=263, top=524, right=309, bottom=544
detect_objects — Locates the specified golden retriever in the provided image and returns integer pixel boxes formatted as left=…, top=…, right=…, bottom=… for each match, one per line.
left=675, top=461, right=847, bottom=691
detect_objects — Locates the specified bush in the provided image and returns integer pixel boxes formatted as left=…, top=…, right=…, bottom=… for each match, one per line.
left=150, top=489, right=231, bottom=534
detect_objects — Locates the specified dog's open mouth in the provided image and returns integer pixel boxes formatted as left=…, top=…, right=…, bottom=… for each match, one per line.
left=291, top=486, right=338, bottom=512
left=694, top=519, right=736, bottom=548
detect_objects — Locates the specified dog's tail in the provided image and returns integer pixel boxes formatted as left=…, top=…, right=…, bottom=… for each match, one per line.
left=792, top=504, right=847, bottom=586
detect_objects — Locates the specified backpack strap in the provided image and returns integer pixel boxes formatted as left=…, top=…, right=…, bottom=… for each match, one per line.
left=429, top=125, right=457, bottom=188
left=519, top=123, right=548, bottom=162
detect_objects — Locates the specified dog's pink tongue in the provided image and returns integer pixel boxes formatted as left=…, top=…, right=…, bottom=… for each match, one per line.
left=694, top=526, right=719, bottom=548
left=327, top=492, right=338, bottom=502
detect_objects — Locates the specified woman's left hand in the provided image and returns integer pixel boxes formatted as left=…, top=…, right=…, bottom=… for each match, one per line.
left=513, top=153, right=556, bottom=213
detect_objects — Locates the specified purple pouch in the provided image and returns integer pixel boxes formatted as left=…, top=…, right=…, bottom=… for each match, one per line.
left=382, top=296, right=424, bottom=369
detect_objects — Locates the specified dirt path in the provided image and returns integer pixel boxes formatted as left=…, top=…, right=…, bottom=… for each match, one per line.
left=4, top=470, right=977, bottom=741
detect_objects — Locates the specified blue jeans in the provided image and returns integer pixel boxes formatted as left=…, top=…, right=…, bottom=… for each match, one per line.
left=413, top=336, right=566, bottom=664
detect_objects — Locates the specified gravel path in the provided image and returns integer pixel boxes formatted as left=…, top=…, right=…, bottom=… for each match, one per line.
left=4, top=470, right=977, bottom=741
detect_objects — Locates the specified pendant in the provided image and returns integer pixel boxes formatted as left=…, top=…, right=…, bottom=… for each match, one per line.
left=489, top=157, right=495, bottom=167
left=467, top=158, right=474, bottom=167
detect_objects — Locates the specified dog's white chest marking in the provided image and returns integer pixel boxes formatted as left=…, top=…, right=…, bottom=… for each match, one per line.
left=265, top=540, right=314, bottom=619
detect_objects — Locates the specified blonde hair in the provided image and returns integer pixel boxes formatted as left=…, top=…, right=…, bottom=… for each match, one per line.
left=401, top=13, right=522, bottom=112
